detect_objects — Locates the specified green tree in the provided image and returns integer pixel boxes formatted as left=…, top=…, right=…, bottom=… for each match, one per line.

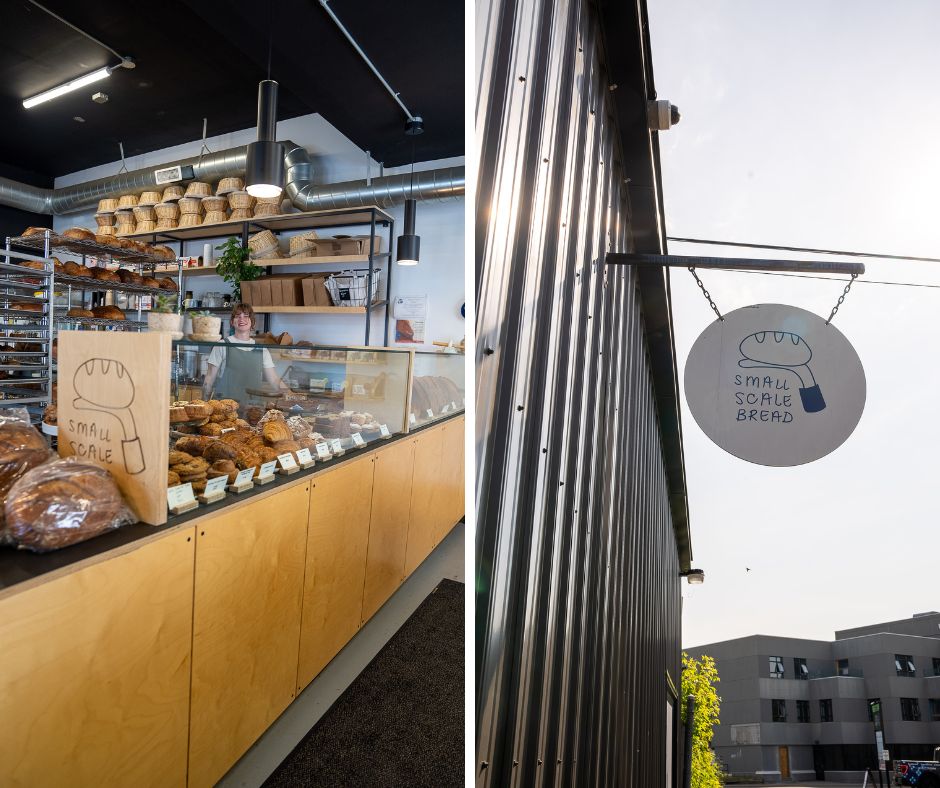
left=682, top=652, right=722, bottom=788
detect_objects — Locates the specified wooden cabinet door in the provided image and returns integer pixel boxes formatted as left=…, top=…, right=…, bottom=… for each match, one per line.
left=0, top=529, right=195, bottom=788
left=404, top=427, right=446, bottom=577
left=188, top=484, right=310, bottom=788
left=437, top=416, right=465, bottom=543
left=361, top=439, right=416, bottom=623
left=297, top=455, right=374, bottom=691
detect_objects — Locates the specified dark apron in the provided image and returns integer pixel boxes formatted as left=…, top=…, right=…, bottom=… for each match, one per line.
left=213, top=344, right=262, bottom=400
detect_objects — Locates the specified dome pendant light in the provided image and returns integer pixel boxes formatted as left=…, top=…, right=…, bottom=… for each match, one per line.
left=397, top=117, right=424, bottom=266
left=245, top=79, right=285, bottom=199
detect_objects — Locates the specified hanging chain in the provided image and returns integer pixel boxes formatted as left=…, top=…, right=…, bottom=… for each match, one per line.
left=688, top=267, right=723, bottom=321
left=825, top=273, right=858, bottom=324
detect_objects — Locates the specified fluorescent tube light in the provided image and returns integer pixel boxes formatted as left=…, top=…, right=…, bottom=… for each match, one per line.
left=23, top=67, right=111, bottom=109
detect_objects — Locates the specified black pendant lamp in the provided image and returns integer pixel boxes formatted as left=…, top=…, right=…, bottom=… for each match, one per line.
left=397, top=117, right=423, bottom=266
left=245, top=79, right=284, bottom=199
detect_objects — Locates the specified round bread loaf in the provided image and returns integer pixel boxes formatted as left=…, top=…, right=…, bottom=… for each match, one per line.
left=203, top=441, right=238, bottom=463
left=141, top=276, right=161, bottom=289
left=153, top=245, right=176, bottom=261
left=158, top=277, right=178, bottom=291
left=174, top=435, right=210, bottom=455
left=117, top=268, right=143, bottom=285
left=22, top=226, right=50, bottom=237
left=63, top=261, right=85, bottom=277
left=0, top=421, right=51, bottom=532
left=5, top=458, right=130, bottom=552
left=11, top=302, right=43, bottom=313
left=63, top=227, right=96, bottom=242
left=92, top=305, right=126, bottom=320
left=92, top=268, right=121, bottom=282
left=66, top=308, right=95, bottom=318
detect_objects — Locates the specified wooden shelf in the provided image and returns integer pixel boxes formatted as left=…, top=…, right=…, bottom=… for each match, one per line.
left=251, top=302, right=386, bottom=314
left=277, top=351, right=380, bottom=365
left=156, top=265, right=218, bottom=277
left=252, top=254, right=387, bottom=267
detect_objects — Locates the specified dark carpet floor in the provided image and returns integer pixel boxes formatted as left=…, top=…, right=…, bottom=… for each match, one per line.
left=262, top=579, right=465, bottom=788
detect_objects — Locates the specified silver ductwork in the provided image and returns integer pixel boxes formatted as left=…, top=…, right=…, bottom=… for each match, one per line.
left=0, top=139, right=464, bottom=216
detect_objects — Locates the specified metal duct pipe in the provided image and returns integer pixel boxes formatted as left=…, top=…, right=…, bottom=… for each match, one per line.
left=0, top=139, right=464, bottom=215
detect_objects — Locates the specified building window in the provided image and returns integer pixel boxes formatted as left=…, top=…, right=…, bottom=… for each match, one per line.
left=896, top=654, right=916, bottom=677
left=837, top=658, right=850, bottom=676
left=819, top=699, right=833, bottom=722
left=929, top=699, right=940, bottom=722
left=794, top=657, right=808, bottom=680
left=797, top=700, right=810, bottom=723
left=769, top=656, right=785, bottom=679
left=868, top=698, right=881, bottom=722
left=772, top=699, right=787, bottom=722
left=933, top=657, right=940, bottom=677
left=901, top=698, right=921, bottom=722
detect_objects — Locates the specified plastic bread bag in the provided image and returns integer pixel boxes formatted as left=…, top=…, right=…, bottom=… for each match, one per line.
left=0, top=410, right=53, bottom=544
left=5, top=457, right=136, bottom=553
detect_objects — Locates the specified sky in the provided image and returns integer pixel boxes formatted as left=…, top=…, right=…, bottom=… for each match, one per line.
left=647, top=1, right=940, bottom=648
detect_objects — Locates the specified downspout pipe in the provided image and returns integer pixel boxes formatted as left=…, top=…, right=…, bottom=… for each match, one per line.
left=0, top=140, right=464, bottom=215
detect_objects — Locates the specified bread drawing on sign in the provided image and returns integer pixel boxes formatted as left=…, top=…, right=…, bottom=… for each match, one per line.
left=738, top=331, right=826, bottom=413
left=72, top=358, right=146, bottom=474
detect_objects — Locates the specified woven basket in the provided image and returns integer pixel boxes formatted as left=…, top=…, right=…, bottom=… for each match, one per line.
left=115, top=222, right=137, bottom=237
left=136, top=220, right=156, bottom=233
left=217, top=177, right=244, bottom=195
left=97, top=198, right=118, bottom=214
left=95, top=213, right=116, bottom=227
left=247, top=230, right=281, bottom=258
left=253, top=202, right=280, bottom=218
left=162, top=185, right=184, bottom=202
left=154, top=202, right=179, bottom=219
left=184, top=181, right=211, bottom=198
left=228, top=191, right=254, bottom=210
left=203, top=210, right=228, bottom=225
left=133, top=205, right=156, bottom=222
left=155, top=218, right=177, bottom=231
left=138, top=190, right=161, bottom=206
left=178, top=198, right=203, bottom=215
left=202, top=196, right=227, bottom=212
left=289, top=230, right=319, bottom=257
left=117, top=194, right=138, bottom=210
left=229, top=208, right=252, bottom=221
left=178, top=214, right=202, bottom=228
left=96, top=225, right=116, bottom=237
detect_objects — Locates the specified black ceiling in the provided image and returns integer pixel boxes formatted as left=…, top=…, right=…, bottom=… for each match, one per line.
left=0, top=0, right=464, bottom=178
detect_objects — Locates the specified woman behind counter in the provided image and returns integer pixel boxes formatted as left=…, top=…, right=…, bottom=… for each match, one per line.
left=202, top=304, right=288, bottom=399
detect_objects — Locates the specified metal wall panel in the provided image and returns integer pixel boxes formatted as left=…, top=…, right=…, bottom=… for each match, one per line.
left=475, top=0, right=684, bottom=785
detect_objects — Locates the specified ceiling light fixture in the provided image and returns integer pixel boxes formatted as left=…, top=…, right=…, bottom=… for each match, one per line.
left=245, top=80, right=284, bottom=199
left=397, top=117, right=424, bottom=266
left=23, top=61, right=132, bottom=109
left=680, top=569, right=706, bottom=585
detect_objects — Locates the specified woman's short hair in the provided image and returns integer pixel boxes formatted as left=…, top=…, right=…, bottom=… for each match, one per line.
left=230, top=303, right=256, bottom=328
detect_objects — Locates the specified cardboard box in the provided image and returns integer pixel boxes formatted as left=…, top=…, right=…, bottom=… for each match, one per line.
left=309, top=235, right=382, bottom=257
left=240, top=280, right=260, bottom=305
left=302, top=274, right=333, bottom=307
left=242, top=275, right=309, bottom=306
left=276, top=276, right=305, bottom=306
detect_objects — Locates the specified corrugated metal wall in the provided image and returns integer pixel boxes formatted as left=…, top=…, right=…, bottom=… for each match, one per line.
left=475, top=0, right=683, bottom=785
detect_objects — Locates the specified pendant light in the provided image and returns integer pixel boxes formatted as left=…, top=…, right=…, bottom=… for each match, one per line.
left=397, top=117, right=423, bottom=266
left=246, top=5, right=284, bottom=199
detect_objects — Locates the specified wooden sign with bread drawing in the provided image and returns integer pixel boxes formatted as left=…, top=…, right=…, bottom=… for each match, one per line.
left=58, top=332, right=172, bottom=525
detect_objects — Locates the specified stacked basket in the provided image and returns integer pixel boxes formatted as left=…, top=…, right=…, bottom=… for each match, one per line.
left=246, top=229, right=282, bottom=259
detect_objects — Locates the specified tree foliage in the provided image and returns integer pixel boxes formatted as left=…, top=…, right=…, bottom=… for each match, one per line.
left=681, top=652, right=723, bottom=788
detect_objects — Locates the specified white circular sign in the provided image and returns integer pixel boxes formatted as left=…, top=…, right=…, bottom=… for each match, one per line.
left=684, top=304, right=866, bottom=466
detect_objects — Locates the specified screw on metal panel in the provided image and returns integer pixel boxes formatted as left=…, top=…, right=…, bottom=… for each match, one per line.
left=558, top=758, right=562, bottom=764
left=513, top=760, right=519, bottom=767
left=484, top=347, right=494, bottom=355
left=538, top=759, right=543, bottom=766
left=517, top=405, right=524, bottom=411
left=518, top=76, right=526, bottom=82
left=543, top=158, right=549, bottom=163
left=609, top=83, right=618, bottom=91
left=542, top=448, right=547, bottom=453
left=481, top=761, right=489, bottom=770
left=559, top=481, right=564, bottom=486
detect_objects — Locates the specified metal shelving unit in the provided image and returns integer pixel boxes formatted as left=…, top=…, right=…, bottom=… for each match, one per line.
left=130, top=206, right=395, bottom=345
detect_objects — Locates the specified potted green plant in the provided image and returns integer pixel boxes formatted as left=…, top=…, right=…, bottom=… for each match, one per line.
left=146, top=294, right=183, bottom=339
left=215, top=237, right=262, bottom=302
left=188, top=309, right=222, bottom=340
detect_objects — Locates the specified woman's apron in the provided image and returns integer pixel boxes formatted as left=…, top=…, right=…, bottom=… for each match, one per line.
left=213, top=344, right=262, bottom=400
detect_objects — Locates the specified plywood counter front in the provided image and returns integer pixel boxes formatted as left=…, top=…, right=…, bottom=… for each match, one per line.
left=0, top=414, right=464, bottom=788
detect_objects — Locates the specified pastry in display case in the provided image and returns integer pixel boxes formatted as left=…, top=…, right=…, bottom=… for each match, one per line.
left=410, top=349, right=465, bottom=426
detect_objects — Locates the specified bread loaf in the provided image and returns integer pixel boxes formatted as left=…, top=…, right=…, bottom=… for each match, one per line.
left=66, top=308, right=95, bottom=318
left=92, top=305, right=126, bottom=320
left=174, top=435, right=210, bottom=456
left=63, top=227, right=96, bottom=242
left=92, top=267, right=121, bottom=282
left=207, top=459, right=238, bottom=484
left=5, top=458, right=133, bottom=552
left=22, top=226, right=50, bottom=237
left=63, top=261, right=85, bottom=277
left=158, top=277, right=178, bottom=291
left=0, top=419, right=52, bottom=537
left=203, top=441, right=238, bottom=463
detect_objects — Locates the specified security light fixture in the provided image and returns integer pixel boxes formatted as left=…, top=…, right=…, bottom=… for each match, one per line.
left=245, top=80, right=285, bottom=199
left=22, top=58, right=133, bottom=109
left=396, top=118, right=424, bottom=266
left=680, top=569, right=705, bottom=585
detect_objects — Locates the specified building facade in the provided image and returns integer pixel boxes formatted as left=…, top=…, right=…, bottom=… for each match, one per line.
left=687, top=613, right=940, bottom=783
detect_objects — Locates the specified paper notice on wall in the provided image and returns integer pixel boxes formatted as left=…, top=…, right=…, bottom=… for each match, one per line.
left=393, top=295, right=428, bottom=319
left=395, top=319, right=426, bottom=344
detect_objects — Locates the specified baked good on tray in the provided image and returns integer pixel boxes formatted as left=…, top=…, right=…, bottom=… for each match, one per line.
left=207, top=459, right=238, bottom=484
left=22, top=226, right=50, bottom=237
left=117, top=268, right=144, bottom=285
left=0, top=419, right=52, bottom=532
left=62, top=227, right=96, bottom=242
left=62, top=261, right=85, bottom=277
left=5, top=457, right=132, bottom=552
left=92, top=267, right=121, bottom=282
left=157, top=277, right=178, bottom=291
left=65, top=308, right=95, bottom=318
left=91, top=305, right=126, bottom=320
left=141, top=276, right=162, bottom=289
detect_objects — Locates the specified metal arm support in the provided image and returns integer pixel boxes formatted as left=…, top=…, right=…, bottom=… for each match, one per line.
left=606, top=252, right=865, bottom=276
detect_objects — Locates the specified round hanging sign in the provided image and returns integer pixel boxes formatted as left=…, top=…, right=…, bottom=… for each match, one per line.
left=684, top=303, right=866, bottom=466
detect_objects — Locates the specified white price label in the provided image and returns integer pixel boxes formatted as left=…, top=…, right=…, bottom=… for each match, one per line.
left=351, top=432, right=366, bottom=447
left=167, top=483, right=196, bottom=510
left=426, top=409, right=434, bottom=419
left=278, top=453, right=298, bottom=470
left=379, top=424, right=391, bottom=437
left=204, top=475, right=228, bottom=496
left=316, top=442, right=332, bottom=459
left=330, top=438, right=343, bottom=453
left=259, top=460, right=278, bottom=478
left=442, top=404, right=450, bottom=414
left=296, top=448, right=313, bottom=464
left=451, top=401, right=458, bottom=411
left=409, top=413, right=416, bottom=425
left=353, top=383, right=366, bottom=396
left=331, top=381, right=344, bottom=392
left=233, top=467, right=255, bottom=486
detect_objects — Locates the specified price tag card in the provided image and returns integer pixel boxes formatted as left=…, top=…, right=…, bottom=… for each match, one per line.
left=379, top=424, right=391, bottom=438
left=442, top=404, right=451, bottom=414
left=353, top=383, right=366, bottom=396
left=230, top=467, right=255, bottom=491
left=331, top=381, right=344, bottom=392
left=296, top=447, right=313, bottom=466
left=330, top=438, right=344, bottom=454
left=200, top=475, right=228, bottom=501
left=167, top=483, right=197, bottom=513
left=256, top=460, right=278, bottom=483
left=351, top=432, right=366, bottom=447
left=316, top=442, right=332, bottom=460
left=451, top=401, right=458, bottom=411
left=426, top=409, right=434, bottom=419
left=278, top=452, right=298, bottom=470
left=409, top=413, right=417, bottom=425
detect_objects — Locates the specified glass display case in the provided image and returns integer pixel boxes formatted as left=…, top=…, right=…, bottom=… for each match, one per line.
left=409, top=349, right=465, bottom=427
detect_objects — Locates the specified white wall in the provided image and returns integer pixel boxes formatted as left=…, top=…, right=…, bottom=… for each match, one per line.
left=51, top=112, right=465, bottom=349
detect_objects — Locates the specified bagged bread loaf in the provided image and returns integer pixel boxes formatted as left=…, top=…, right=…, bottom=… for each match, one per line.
left=0, top=411, right=53, bottom=542
left=5, top=457, right=135, bottom=552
